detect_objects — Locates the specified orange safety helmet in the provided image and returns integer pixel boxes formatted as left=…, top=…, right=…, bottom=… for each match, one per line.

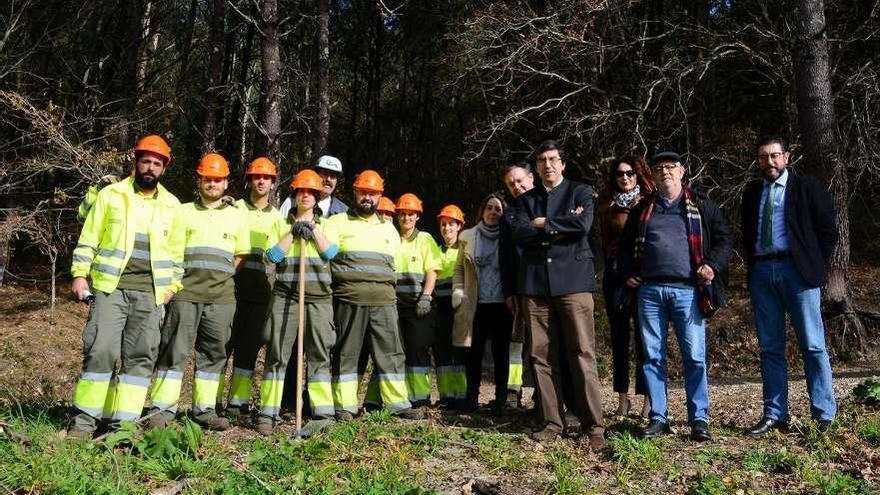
left=395, top=193, right=423, bottom=213
left=196, top=153, right=230, bottom=178
left=289, top=169, right=323, bottom=191
left=352, top=169, right=384, bottom=193
left=377, top=197, right=396, bottom=215
left=245, top=157, right=278, bottom=177
left=437, top=204, right=465, bottom=224
left=133, top=134, right=171, bottom=165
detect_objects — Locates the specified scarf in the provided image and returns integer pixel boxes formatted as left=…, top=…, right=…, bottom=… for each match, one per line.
left=613, top=185, right=641, bottom=208
left=633, top=187, right=715, bottom=316
left=473, top=221, right=500, bottom=267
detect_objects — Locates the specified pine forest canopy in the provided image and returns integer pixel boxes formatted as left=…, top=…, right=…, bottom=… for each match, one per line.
left=0, top=0, right=878, bottom=348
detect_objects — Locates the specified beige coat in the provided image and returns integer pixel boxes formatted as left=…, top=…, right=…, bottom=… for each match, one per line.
left=452, top=227, right=480, bottom=347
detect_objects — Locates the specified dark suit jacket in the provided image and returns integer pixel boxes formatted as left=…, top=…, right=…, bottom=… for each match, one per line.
left=510, top=179, right=597, bottom=296
left=618, top=190, right=733, bottom=304
left=741, top=171, right=837, bottom=288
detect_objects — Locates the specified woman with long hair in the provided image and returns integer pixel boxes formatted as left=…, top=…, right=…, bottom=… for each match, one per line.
left=598, top=156, right=655, bottom=418
left=452, top=193, right=514, bottom=413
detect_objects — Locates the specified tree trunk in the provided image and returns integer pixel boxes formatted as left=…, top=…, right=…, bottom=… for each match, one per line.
left=202, top=0, right=227, bottom=153
left=790, top=0, right=866, bottom=353
left=312, top=0, right=331, bottom=156
left=259, top=0, right=282, bottom=162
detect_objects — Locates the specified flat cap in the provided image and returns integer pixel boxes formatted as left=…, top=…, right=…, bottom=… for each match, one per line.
left=651, top=151, right=682, bottom=166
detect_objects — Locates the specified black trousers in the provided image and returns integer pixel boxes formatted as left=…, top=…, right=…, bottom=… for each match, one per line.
left=465, top=302, right=513, bottom=406
left=602, top=268, right=647, bottom=395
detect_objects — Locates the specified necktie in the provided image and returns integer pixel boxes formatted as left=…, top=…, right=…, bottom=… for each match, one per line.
left=761, top=183, right=777, bottom=250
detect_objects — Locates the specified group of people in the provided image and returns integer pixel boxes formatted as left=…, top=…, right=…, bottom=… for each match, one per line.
left=67, top=133, right=839, bottom=453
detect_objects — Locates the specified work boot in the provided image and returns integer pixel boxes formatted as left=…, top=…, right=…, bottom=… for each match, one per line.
left=145, top=411, right=174, bottom=430
left=394, top=407, right=425, bottom=420
left=194, top=413, right=232, bottom=431
left=298, top=418, right=336, bottom=438
left=65, top=427, right=94, bottom=441
left=223, top=404, right=249, bottom=420
left=505, top=391, right=520, bottom=409
left=336, top=410, right=355, bottom=422
left=590, top=434, right=607, bottom=453
left=253, top=416, right=275, bottom=437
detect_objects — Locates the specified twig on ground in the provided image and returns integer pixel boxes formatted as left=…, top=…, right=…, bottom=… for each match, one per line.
left=0, top=420, right=32, bottom=445
left=232, top=459, right=271, bottom=492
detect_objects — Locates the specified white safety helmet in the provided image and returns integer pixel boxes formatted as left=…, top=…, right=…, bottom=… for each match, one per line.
left=315, top=155, right=343, bottom=174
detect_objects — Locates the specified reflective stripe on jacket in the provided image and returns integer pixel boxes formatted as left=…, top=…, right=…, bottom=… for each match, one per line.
left=71, top=177, right=182, bottom=306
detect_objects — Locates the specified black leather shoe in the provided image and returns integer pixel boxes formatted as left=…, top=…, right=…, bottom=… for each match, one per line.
left=817, top=419, right=833, bottom=433
left=640, top=419, right=671, bottom=439
left=690, top=420, right=712, bottom=442
left=745, top=417, right=788, bottom=437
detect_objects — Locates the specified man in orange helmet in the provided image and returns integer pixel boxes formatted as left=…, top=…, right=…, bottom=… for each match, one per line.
left=148, top=153, right=249, bottom=431
left=221, top=157, right=283, bottom=419
left=377, top=197, right=396, bottom=222
left=326, top=170, right=423, bottom=420
left=67, top=135, right=182, bottom=439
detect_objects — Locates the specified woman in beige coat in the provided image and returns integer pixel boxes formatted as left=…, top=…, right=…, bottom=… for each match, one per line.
left=452, top=193, right=514, bottom=413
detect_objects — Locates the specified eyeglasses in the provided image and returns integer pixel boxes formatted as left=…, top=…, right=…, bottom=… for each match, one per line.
left=652, top=163, right=679, bottom=172
left=757, top=152, right=785, bottom=161
left=537, top=156, right=561, bottom=165
left=614, top=170, right=636, bottom=178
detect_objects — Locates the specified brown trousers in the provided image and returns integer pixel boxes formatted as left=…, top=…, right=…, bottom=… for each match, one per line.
left=524, top=292, right=604, bottom=436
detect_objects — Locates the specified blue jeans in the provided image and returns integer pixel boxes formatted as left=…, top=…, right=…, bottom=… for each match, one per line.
left=639, top=283, right=708, bottom=424
left=749, top=259, right=836, bottom=421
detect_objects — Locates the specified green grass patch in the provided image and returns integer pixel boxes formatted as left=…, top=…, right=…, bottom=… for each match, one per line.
left=857, top=416, right=880, bottom=447
left=687, top=472, right=729, bottom=495
left=607, top=431, right=663, bottom=472
left=741, top=448, right=796, bottom=474
left=853, top=379, right=880, bottom=405
left=473, top=432, right=529, bottom=474
left=548, top=447, right=589, bottom=495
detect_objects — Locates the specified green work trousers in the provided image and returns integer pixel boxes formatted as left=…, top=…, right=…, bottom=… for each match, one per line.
left=332, top=303, right=411, bottom=414
left=399, top=305, right=437, bottom=407
left=434, top=296, right=466, bottom=402
left=149, top=300, right=236, bottom=421
left=71, top=289, right=162, bottom=432
left=224, top=300, right=270, bottom=410
left=259, top=294, right=335, bottom=421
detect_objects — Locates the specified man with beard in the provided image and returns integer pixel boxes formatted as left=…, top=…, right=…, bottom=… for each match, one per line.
left=148, top=153, right=249, bottom=431
left=741, top=137, right=837, bottom=436
left=280, top=155, right=349, bottom=218
left=222, top=157, right=283, bottom=418
left=327, top=170, right=423, bottom=420
left=68, top=135, right=182, bottom=439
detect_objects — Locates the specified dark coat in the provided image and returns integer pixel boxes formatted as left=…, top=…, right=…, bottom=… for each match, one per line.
left=510, top=179, right=598, bottom=296
left=741, top=171, right=837, bottom=288
left=618, top=189, right=733, bottom=304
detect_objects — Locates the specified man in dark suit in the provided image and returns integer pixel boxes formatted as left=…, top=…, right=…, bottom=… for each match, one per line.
left=741, top=136, right=837, bottom=436
left=509, top=140, right=605, bottom=452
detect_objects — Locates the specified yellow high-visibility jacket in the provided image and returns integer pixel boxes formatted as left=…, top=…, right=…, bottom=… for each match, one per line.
left=394, top=230, right=442, bottom=306
left=71, top=177, right=183, bottom=306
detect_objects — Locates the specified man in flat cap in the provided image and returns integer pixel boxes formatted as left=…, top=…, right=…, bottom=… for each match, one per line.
left=618, top=151, right=731, bottom=442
